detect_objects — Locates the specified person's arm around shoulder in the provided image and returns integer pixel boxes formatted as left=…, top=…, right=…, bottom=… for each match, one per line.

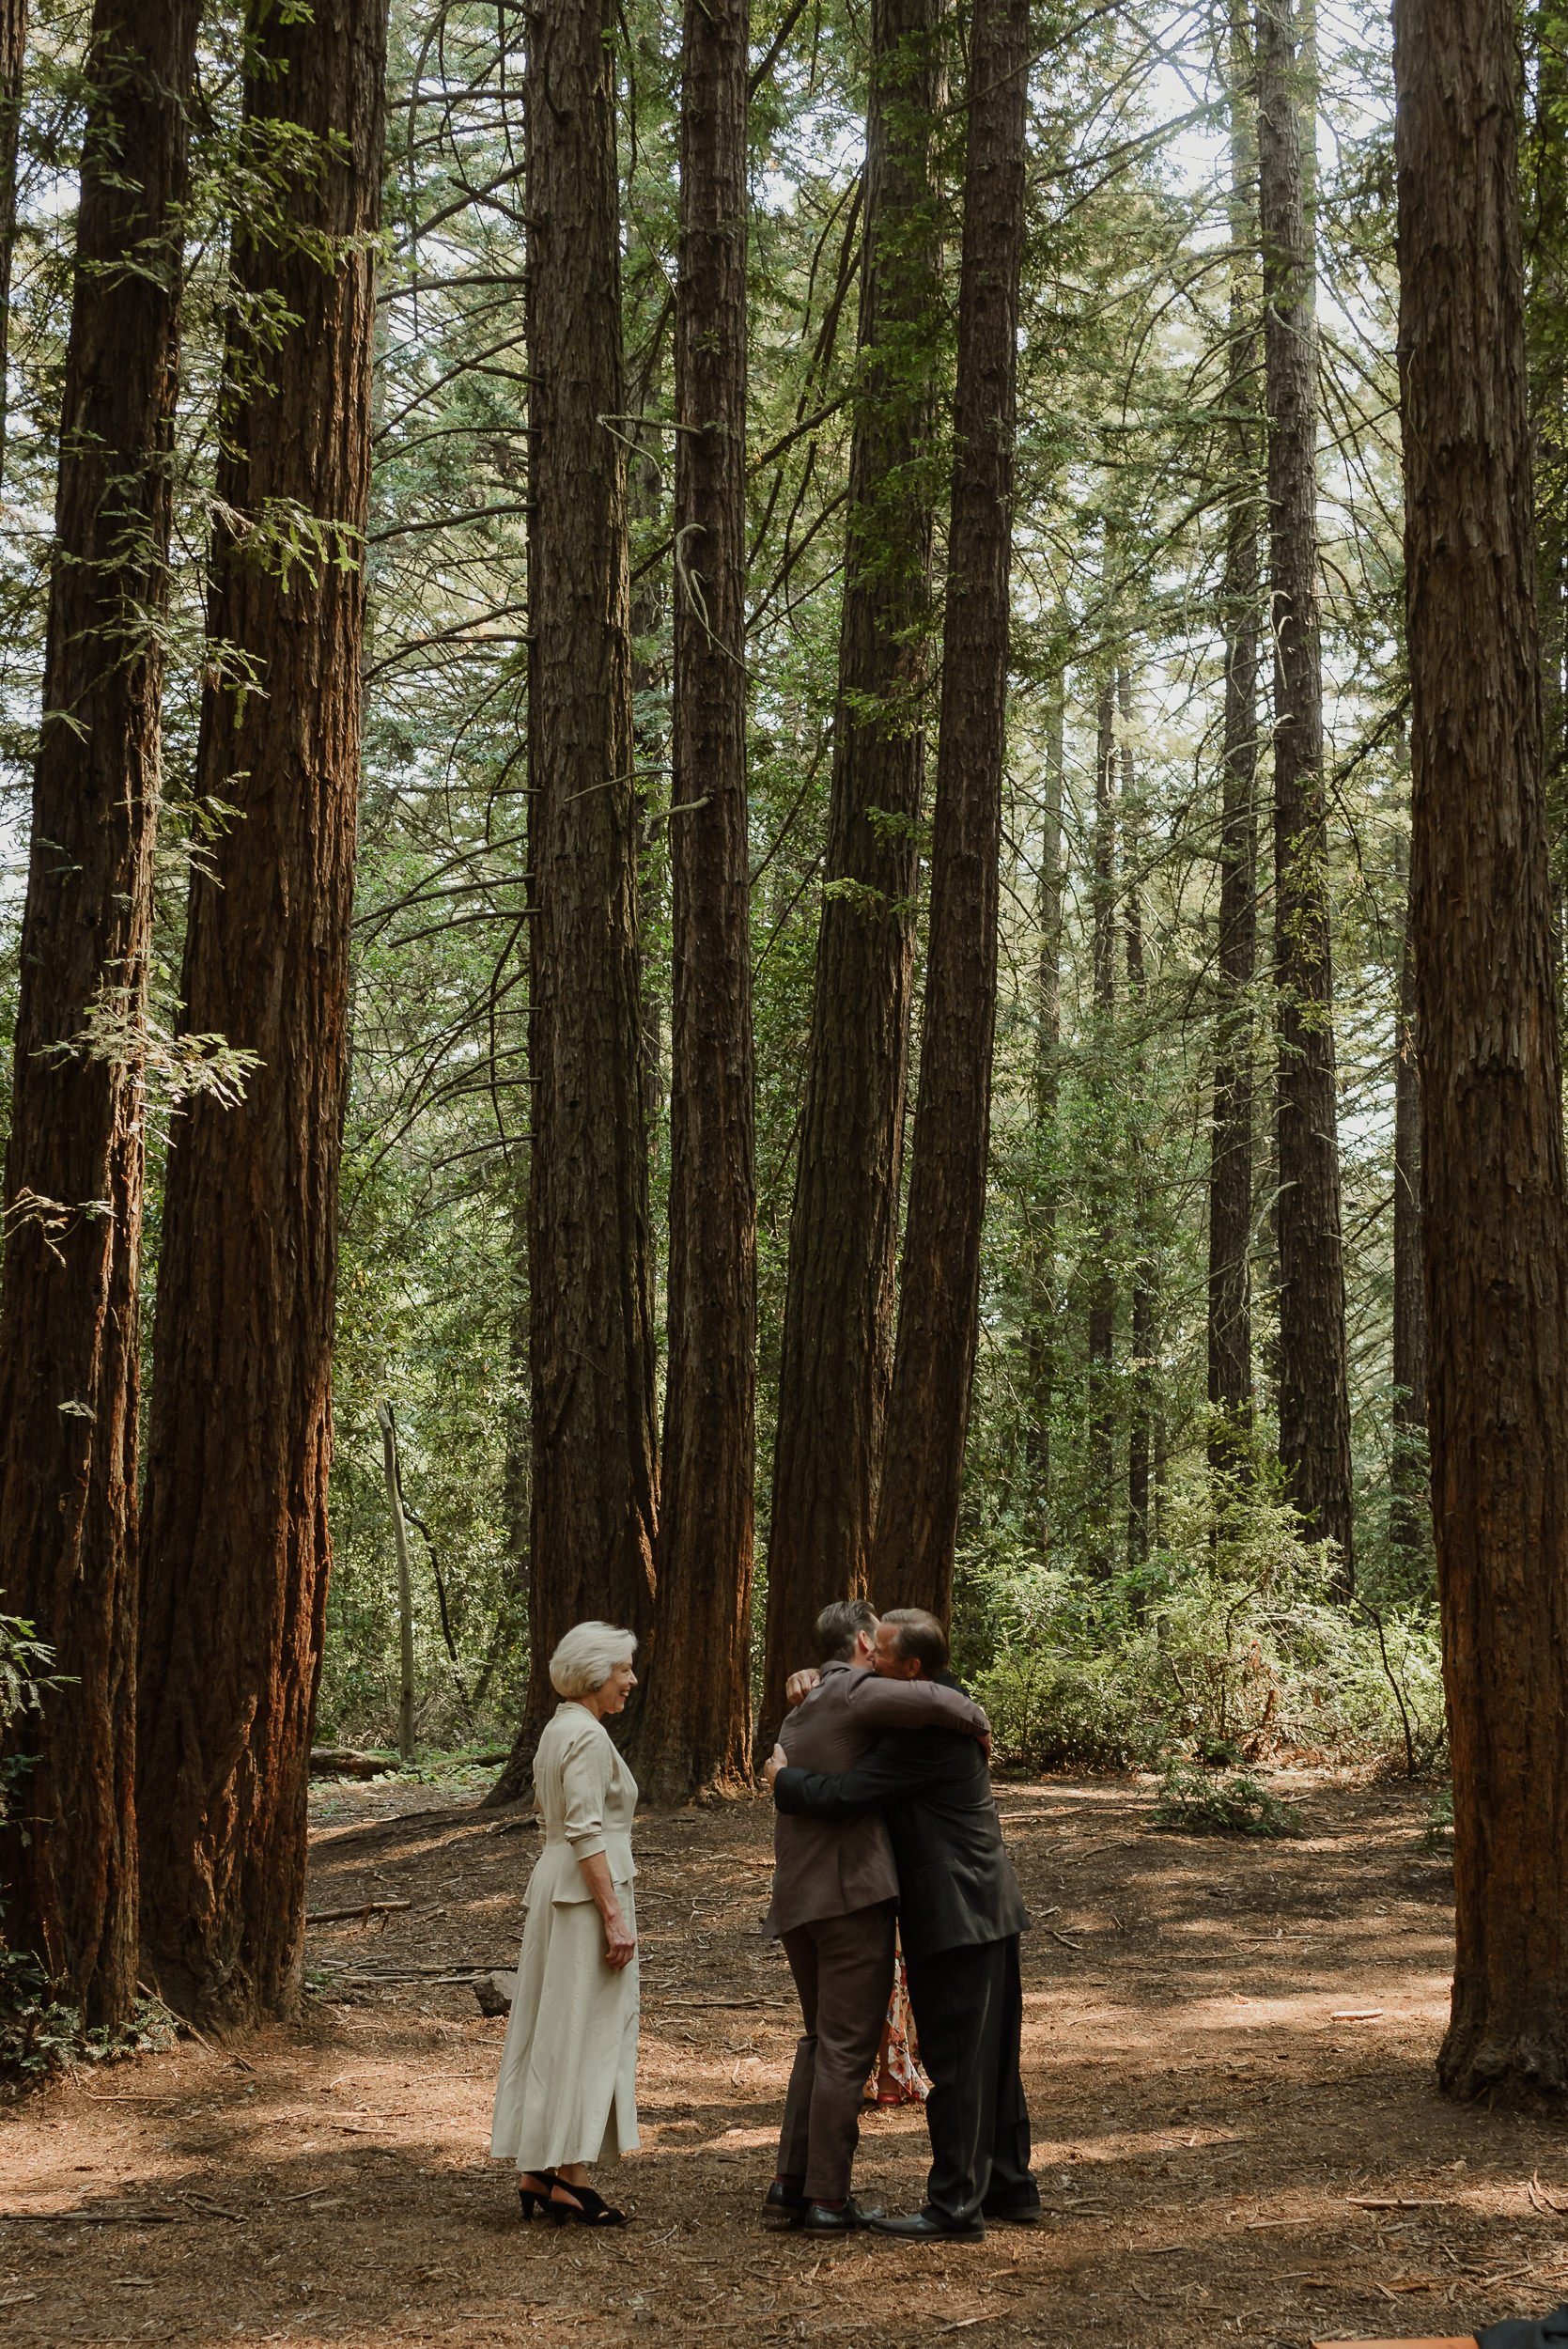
left=562, top=1719, right=637, bottom=1970
left=764, top=1731, right=955, bottom=1819
left=844, top=1669, right=990, bottom=1743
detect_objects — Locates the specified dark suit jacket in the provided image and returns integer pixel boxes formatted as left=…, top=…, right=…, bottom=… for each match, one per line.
left=764, top=1661, right=990, bottom=1938
left=772, top=1672, right=1027, bottom=1961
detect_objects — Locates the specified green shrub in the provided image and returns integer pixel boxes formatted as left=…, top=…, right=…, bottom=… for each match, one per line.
left=1152, top=1757, right=1304, bottom=1837
left=960, top=1463, right=1446, bottom=1776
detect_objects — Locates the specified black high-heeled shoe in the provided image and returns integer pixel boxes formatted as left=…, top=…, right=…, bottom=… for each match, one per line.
left=518, top=2170, right=560, bottom=2221
left=548, top=2179, right=627, bottom=2228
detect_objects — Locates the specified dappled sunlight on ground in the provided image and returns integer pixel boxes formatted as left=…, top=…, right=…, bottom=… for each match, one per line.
left=5, top=1771, right=1568, bottom=2346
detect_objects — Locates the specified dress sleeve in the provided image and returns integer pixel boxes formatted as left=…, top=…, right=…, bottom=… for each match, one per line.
left=846, top=1674, right=990, bottom=1740
left=561, top=1724, right=611, bottom=1863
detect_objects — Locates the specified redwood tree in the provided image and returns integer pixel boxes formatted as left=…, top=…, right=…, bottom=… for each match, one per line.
left=0, top=0, right=200, bottom=2028
left=636, top=0, right=754, bottom=1801
left=1086, top=662, right=1118, bottom=1564
left=137, top=0, right=388, bottom=2027
left=489, top=0, right=659, bottom=1801
left=0, top=0, right=26, bottom=484
left=1256, top=0, right=1355, bottom=1584
left=871, top=0, right=1031, bottom=1624
left=1390, top=822, right=1428, bottom=1546
left=1208, top=1, right=1260, bottom=1474
left=1395, top=0, right=1568, bottom=2098
left=760, top=0, right=941, bottom=1733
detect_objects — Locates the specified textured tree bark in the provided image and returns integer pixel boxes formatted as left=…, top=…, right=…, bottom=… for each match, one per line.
left=1528, top=14, right=1568, bottom=972
left=1256, top=0, right=1355, bottom=1587
left=1122, top=670, right=1155, bottom=1570
left=1208, top=1, right=1260, bottom=1477
left=136, top=0, right=387, bottom=2029
left=489, top=0, right=659, bottom=1804
left=1390, top=817, right=1428, bottom=1546
left=1086, top=666, right=1118, bottom=1566
left=1025, top=688, right=1065, bottom=1534
left=0, top=0, right=199, bottom=2030
left=1395, top=0, right=1568, bottom=2098
left=759, top=0, right=940, bottom=1735
left=635, top=0, right=755, bottom=1800
left=870, top=0, right=1030, bottom=1625
left=0, top=0, right=26, bottom=486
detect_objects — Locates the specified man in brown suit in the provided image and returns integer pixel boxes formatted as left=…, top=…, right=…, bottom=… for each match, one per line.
left=763, top=1599, right=990, bottom=2236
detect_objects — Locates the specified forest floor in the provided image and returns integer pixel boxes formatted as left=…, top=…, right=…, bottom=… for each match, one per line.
left=5, top=1767, right=1568, bottom=2349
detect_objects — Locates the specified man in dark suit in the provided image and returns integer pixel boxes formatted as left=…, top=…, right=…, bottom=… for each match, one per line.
left=766, top=1607, right=1037, bottom=2243
left=763, top=1600, right=992, bottom=2236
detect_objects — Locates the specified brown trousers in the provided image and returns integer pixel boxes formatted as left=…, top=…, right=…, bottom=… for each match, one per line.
left=776, top=1900, right=896, bottom=2203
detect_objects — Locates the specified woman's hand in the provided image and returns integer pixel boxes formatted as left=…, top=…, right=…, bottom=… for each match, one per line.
left=601, top=1907, right=637, bottom=1970
left=576, top=1849, right=637, bottom=1969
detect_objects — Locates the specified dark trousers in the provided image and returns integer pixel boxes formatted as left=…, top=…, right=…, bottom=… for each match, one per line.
left=777, top=1901, right=896, bottom=2203
left=905, top=1933, right=1035, bottom=2225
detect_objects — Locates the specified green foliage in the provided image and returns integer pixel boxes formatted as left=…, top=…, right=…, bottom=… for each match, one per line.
left=0, top=1613, right=62, bottom=1834
left=0, top=1952, right=177, bottom=2093
left=1421, top=1782, right=1453, bottom=1851
left=1152, top=1759, right=1304, bottom=1839
left=963, top=1469, right=1444, bottom=1776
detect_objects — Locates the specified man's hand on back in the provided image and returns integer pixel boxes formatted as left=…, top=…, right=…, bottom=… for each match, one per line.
left=764, top=1741, right=788, bottom=1790
left=784, top=1666, right=820, bottom=1706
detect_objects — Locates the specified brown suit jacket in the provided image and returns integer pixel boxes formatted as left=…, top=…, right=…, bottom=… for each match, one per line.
left=763, top=1661, right=989, bottom=1937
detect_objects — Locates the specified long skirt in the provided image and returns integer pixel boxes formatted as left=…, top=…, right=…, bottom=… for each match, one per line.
left=489, top=1883, right=640, bottom=2171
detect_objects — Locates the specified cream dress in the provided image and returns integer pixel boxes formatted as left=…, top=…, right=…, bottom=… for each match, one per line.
left=489, top=1702, right=640, bottom=2171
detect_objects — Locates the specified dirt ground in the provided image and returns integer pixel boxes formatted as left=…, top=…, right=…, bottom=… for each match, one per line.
left=5, top=1768, right=1568, bottom=2348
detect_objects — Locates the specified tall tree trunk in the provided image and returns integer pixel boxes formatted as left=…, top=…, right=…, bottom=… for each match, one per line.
left=0, top=0, right=25, bottom=488
left=0, top=0, right=199, bottom=2030
left=1256, top=0, right=1355, bottom=1588
left=759, top=0, right=940, bottom=1735
left=1528, top=8, right=1568, bottom=977
left=1208, top=0, right=1260, bottom=1479
left=635, top=0, right=754, bottom=1800
left=1396, top=0, right=1568, bottom=2099
left=1086, top=665, right=1117, bottom=1567
left=136, top=0, right=387, bottom=2028
left=1390, top=816, right=1428, bottom=1545
left=489, top=0, right=660, bottom=1805
left=871, top=0, right=1031, bottom=1625
left=1025, top=685, right=1065, bottom=1537
left=1122, top=668, right=1155, bottom=1570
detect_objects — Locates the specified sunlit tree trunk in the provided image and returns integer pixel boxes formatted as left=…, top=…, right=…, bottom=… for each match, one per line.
left=1256, top=0, right=1355, bottom=1587
left=1396, top=0, right=1568, bottom=2097
left=1390, top=817, right=1428, bottom=1546
left=487, top=0, right=660, bottom=1810
left=1086, top=665, right=1117, bottom=1567
left=137, top=0, right=387, bottom=2028
left=1209, top=0, right=1261, bottom=1478
left=636, top=0, right=755, bottom=1799
left=871, top=0, right=1031, bottom=1625
left=0, top=0, right=25, bottom=487
left=760, top=0, right=940, bottom=1735
left=1026, top=687, right=1065, bottom=1536
left=1122, top=669, right=1155, bottom=1569
left=0, top=0, right=200, bottom=2030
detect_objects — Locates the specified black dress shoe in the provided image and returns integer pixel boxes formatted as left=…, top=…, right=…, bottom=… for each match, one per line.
left=761, top=2180, right=807, bottom=2230
left=868, top=2207, right=986, bottom=2242
left=802, top=2197, right=883, bottom=2235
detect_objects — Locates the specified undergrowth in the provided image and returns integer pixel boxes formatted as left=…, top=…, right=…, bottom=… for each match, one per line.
left=960, top=1466, right=1445, bottom=1776
left=1152, top=1757, right=1305, bottom=1838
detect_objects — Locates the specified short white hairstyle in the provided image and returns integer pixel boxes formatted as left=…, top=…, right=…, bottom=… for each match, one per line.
left=549, top=1620, right=637, bottom=1700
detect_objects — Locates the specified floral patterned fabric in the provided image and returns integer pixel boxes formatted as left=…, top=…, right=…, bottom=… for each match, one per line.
left=865, top=1942, right=929, bottom=2104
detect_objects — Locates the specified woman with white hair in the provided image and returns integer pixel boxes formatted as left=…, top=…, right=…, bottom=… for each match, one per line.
left=489, top=1621, right=641, bottom=2226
